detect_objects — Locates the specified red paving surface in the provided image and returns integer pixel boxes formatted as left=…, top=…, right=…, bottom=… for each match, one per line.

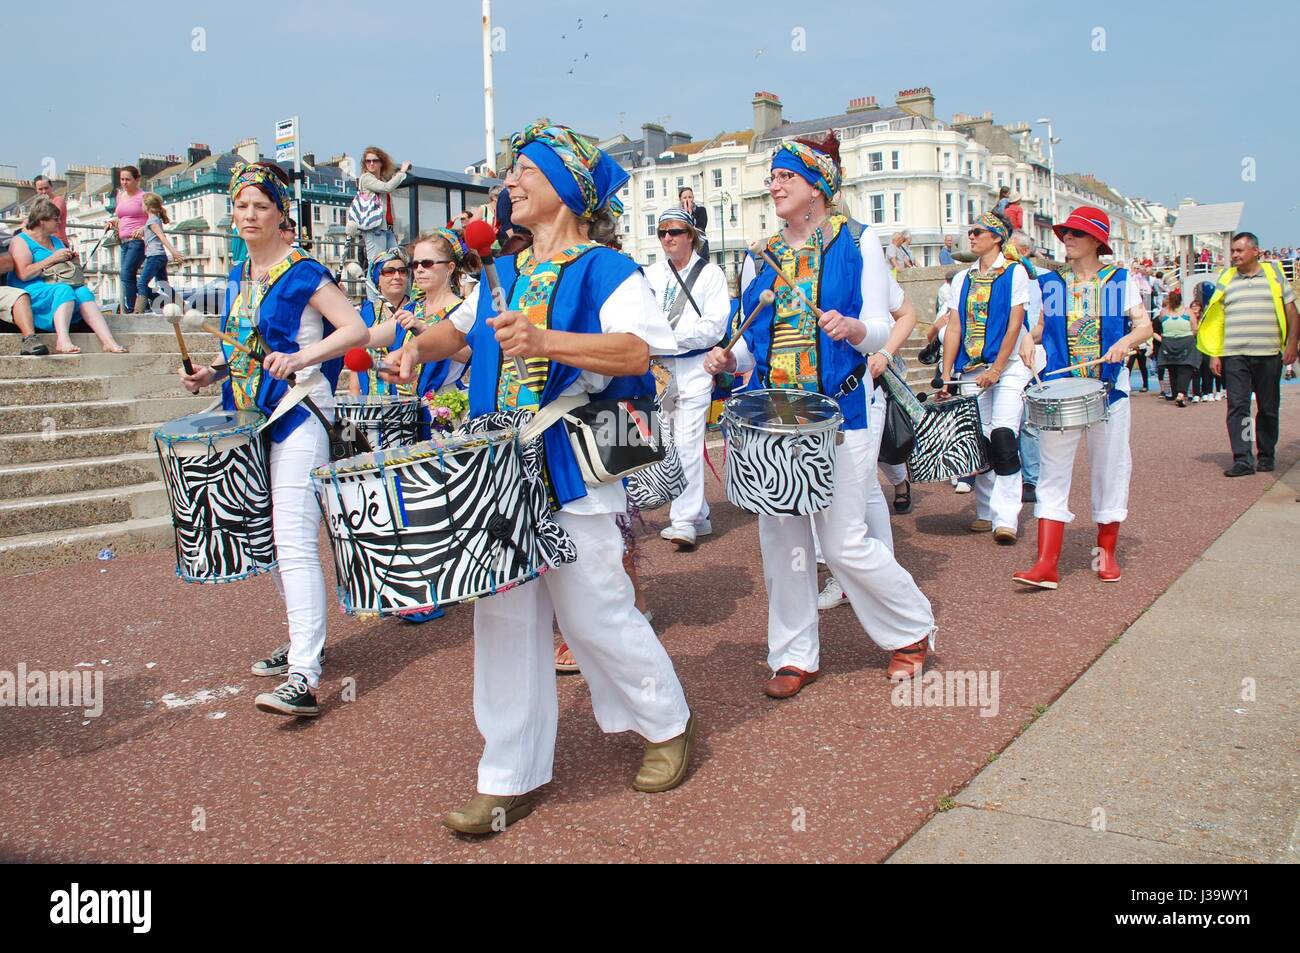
left=2, top=387, right=1297, bottom=863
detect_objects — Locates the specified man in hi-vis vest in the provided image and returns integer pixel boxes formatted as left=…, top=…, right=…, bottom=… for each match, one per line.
left=1196, top=232, right=1300, bottom=477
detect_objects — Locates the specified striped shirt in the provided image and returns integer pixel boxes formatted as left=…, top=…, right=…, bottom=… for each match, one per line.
left=1221, top=266, right=1294, bottom=356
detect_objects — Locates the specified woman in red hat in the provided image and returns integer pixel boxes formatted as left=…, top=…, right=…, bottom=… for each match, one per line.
left=1014, top=206, right=1152, bottom=589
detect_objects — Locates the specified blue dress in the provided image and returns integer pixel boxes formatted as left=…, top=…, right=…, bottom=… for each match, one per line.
left=7, top=233, right=93, bottom=330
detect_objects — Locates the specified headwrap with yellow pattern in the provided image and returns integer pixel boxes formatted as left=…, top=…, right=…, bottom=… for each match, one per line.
left=228, top=162, right=289, bottom=211
left=509, top=119, right=627, bottom=220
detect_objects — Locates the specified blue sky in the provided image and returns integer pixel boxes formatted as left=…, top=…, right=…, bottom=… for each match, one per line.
left=7, top=0, right=1297, bottom=243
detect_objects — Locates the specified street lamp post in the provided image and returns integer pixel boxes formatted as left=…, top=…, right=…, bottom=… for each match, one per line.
left=719, top=188, right=732, bottom=281
left=1036, top=117, right=1058, bottom=253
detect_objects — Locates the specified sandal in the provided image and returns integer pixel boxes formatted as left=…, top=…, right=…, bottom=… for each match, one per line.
left=54, top=343, right=81, bottom=355
left=104, top=344, right=130, bottom=354
left=892, top=480, right=913, bottom=515
left=555, top=640, right=580, bottom=674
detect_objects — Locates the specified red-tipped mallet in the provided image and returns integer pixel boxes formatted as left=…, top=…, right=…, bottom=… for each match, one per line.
left=464, top=219, right=529, bottom=382
left=344, top=347, right=394, bottom=376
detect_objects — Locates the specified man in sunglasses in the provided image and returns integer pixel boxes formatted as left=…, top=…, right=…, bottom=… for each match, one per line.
left=1015, top=205, right=1152, bottom=589
left=939, top=211, right=1033, bottom=545
left=645, top=208, right=731, bottom=549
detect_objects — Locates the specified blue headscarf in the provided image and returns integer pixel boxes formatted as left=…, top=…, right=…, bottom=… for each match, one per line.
left=771, top=141, right=841, bottom=200
left=509, top=119, right=627, bottom=220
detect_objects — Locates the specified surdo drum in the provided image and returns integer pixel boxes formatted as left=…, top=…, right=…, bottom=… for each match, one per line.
left=154, top=410, right=276, bottom=583
left=334, top=393, right=423, bottom=451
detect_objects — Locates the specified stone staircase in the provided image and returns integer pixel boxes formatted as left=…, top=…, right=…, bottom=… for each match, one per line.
left=0, top=317, right=217, bottom=575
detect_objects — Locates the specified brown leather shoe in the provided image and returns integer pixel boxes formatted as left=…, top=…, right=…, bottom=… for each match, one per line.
left=633, top=712, right=697, bottom=793
left=993, top=526, right=1017, bottom=545
left=968, top=518, right=993, bottom=533
left=764, top=666, right=819, bottom=699
left=442, top=793, right=536, bottom=835
left=886, top=638, right=928, bottom=680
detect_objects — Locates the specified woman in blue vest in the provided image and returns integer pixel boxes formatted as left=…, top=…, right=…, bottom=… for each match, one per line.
left=938, top=211, right=1034, bottom=544
left=703, top=133, right=935, bottom=699
left=178, top=162, right=369, bottom=717
left=392, top=120, right=695, bottom=836
left=346, top=248, right=412, bottom=396
left=1014, top=206, right=1151, bottom=589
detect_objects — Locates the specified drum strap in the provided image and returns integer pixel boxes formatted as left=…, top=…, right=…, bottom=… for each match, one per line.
left=834, top=363, right=867, bottom=399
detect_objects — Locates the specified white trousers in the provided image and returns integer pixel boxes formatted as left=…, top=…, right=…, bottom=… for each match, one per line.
left=472, top=510, right=691, bottom=796
left=964, top=358, right=1030, bottom=532
left=663, top=354, right=712, bottom=530
left=814, top=390, right=893, bottom=562
left=760, top=429, right=935, bottom=674
left=270, top=417, right=331, bottom=688
left=1035, top=397, right=1132, bottom=525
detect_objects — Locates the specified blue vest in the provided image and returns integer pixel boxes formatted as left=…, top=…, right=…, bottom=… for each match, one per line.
left=739, top=226, right=869, bottom=430
left=220, top=256, right=341, bottom=442
left=467, top=246, right=655, bottom=507
left=954, top=263, right=1026, bottom=372
left=393, top=309, right=467, bottom=397
left=1039, top=268, right=1131, bottom=405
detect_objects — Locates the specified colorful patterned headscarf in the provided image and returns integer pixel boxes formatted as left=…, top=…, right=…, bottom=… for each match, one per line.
left=509, top=119, right=628, bottom=220
left=229, top=162, right=289, bottom=211
left=427, top=226, right=468, bottom=263
left=772, top=141, right=841, bottom=200
left=369, top=247, right=409, bottom=289
left=974, top=211, right=1010, bottom=244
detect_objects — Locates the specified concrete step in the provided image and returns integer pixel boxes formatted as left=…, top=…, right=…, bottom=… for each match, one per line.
left=0, top=374, right=216, bottom=406
left=0, top=396, right=212, bottom=435
left=0, top=330, right=218, bottom=356
left=0, top=422, right=157, bottom=466
left=0, top=514, right=175, bottom=576
left=0, top=481, right=168, bottom=537
left=0, top=350, right=220, bottom=379
left=0, top=452, right=162, bottom=501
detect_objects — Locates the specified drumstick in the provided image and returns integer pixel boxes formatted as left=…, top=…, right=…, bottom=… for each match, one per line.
left=165, top=310, right=194, bottom=375
left=463, top=219, right=529, bottom=383
left=200, top=321, right=253, bottom=355
left=1042, top=350, right=1134, bottom=378
left=749, top=242, right=823, bottom=319
left=722, top=290, right=776, bottom=354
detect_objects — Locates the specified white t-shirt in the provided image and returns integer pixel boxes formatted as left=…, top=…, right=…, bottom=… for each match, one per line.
left=643, top=252, right=731, bottom=353
left=450, top=267, right=676, bottom=514
left=291, top=276, right=337, bottom=412
left=734, top=222, right=894, bottom=383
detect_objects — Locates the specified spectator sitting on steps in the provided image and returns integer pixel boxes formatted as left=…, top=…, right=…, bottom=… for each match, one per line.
left=0, top=224, right=50, bottom=355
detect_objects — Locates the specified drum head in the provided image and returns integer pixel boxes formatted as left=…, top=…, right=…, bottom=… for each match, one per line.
left=726, top=389, right=842, bottom=432
left=155, top=409, right=263, bottom=442
left=1028, top=377, right=1106, bottom=400
left=336, top=394, right=422, bottom=408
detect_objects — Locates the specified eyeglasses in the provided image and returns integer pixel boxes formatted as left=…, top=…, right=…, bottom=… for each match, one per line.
left=763, top=171, right=800, bottom=188
left=380, top=266, right=410, bottom=276
left=657, top=228, right=689, bottom=238
left=967, top=228, right=988, bottom=239
left=411, top=259, right=452, bottom=270
left=1061, top=228, right=1091, bottom=238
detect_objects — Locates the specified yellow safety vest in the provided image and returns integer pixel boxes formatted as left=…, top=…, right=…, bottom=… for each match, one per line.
left=1196, top=262, right=1288, bottom=357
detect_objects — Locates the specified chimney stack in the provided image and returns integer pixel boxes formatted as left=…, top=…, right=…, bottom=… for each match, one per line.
left=752, top=91, right=784, bottom=137
left=846, top=96, right=879, bottom=114
left=187, top=143, right=212, bottom=165
left=895, top=86, right=935, bottom=119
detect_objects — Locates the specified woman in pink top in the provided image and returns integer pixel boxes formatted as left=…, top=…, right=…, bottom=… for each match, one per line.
left=108, top=165, right=148, bottom=313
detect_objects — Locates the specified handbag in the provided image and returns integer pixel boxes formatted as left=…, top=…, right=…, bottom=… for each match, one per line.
left=43, top=256, right=86, bottom=288
left=347, top=191, right=385, bottom=232
left=521, top=393, right=666, bottom=486
left=879, top=390, right=917, bottom=465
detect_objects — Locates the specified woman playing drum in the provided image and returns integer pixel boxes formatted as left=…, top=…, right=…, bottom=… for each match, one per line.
left=1014, top=206, right=1151, bottom=589
left=703, top=132, right=935, bottom=698
left=178, top=162, right=368, bottom=716
left=938, top=211, right=1034, bottom=545
left=393, top=119, right=695, bottom=835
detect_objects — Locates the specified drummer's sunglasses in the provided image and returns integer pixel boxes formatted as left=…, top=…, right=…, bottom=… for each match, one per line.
left=967, top=228, right=988, bottom=238
left=379, top=265, right=409, bottom=276
left=411, top=259, right=452, bottom=270
left=1060, top=228, right=1091, bottom=238
left=658, top=228, right=690, bottom=238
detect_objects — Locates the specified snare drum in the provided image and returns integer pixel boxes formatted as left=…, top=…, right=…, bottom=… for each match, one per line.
left=312, top=425, right=553, bottom=617
left=907, top=394, right=991, bottom=483
left=722, top=389, right=843, bottom=516
left=1024, top=378, right=1108, bottom=431
left=154, top=410, right=276, bottom=583
left=334, top=394, right=423, bottom=451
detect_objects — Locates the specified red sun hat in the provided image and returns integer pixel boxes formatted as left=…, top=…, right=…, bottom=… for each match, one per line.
left=1054, top=205, right=1112, bottom=255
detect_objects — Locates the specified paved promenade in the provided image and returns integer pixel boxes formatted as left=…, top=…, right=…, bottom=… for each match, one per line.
left=1, top=386, right=1295, bottom=862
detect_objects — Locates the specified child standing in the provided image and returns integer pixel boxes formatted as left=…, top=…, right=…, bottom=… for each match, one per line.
left=135, top=193, right=182, bottom=313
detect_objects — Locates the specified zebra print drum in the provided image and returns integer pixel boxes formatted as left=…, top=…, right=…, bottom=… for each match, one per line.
left=312, top=419, right=568, bottom=618
left=722, top=389, right=842, bottom=516
left=1024, top=378, right=1109, bottom=431
left=334, top=394, right=423, bottom=451
left=907, top=394, right=991, bottom=483
left=154, top=410, right=276, bottom=583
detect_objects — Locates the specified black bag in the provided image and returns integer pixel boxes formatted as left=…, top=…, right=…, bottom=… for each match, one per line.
left=878, top=390, right=917, bottom=465
left=561, top=396, right=666, bottom=484
left=303, top=396, right=372, bottom=462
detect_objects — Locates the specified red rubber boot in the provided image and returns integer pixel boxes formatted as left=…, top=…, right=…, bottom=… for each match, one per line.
left=1096, top=522, right=1122, bottom=582
left=1012, top=519, right=1065, bottom=590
